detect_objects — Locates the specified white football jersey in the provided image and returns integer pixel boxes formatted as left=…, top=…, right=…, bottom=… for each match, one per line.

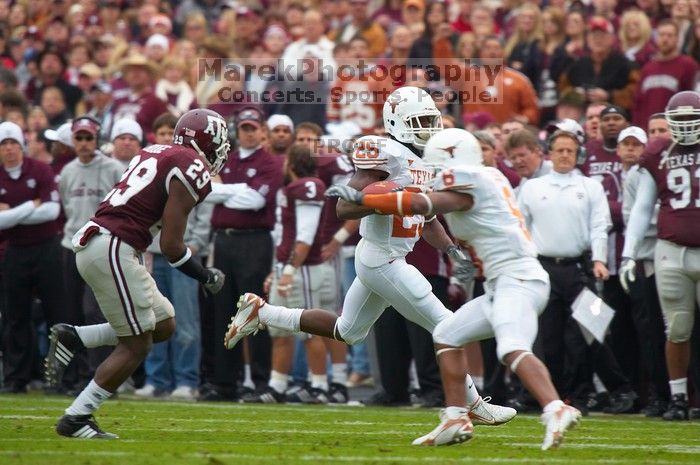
left=353, top=135, right=433, bottom=267
left=433, top=165, right=548, bottom=282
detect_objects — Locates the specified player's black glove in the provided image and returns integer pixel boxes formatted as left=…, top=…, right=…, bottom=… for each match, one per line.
left=204, top=268, right=225, bottom=294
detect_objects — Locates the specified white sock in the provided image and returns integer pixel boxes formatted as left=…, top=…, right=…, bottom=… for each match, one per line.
left=593, top=373, right=606, bottom=394
left=65, top=379, right=112, bottom=416
left=243, top=364, right=255, bottom=389
left=332, top=363, right=348, bottom=386
left=74, top=324, right=118, bottom=348
left=465, top=374, right=480, bottom=407
left=543, top=399, right=565, bottom=413
left=472, top=375, right=484, bottom=391
left=311, top=374, right=328, bottom=391
left=444, top=405, right=468, bottom=418
left=669, top=378, right=688, bottom=397
left=268, top=370, right=289, bottom=394
left=259, top=303, right=303, bottom=332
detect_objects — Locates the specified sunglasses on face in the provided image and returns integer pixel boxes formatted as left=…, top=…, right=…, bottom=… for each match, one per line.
left=74, top=135, right=95, bottom=142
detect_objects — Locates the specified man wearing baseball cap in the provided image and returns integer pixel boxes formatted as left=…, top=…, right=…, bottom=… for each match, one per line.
left=0, top=121, right=65, bottom=394
left=200, top=106, right=283, bottom=401
left=581, top=103, right=640, bottom=399
left=559, top=16, right=638, bottom=113
left=617, top=125, right=670, bottom=415
left=266, top=114, right=294, bottom=158
left=59, top=117, right=125, bottom=387
left=110, top=119, right=144, bottom=169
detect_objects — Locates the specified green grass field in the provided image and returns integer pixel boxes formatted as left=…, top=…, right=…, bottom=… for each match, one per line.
left=1, top=394, right=699, bottom=465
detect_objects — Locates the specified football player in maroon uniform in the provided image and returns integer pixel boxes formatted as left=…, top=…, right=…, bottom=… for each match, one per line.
left=621, top=91, right=700, bottom=421
left=47, top=109, right=229, bottom=438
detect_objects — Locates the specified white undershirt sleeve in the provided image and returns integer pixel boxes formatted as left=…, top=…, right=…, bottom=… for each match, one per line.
left=622, top=170, right=657, bottom=259
left=204, top=183, right=267, bottom=210
left=589, top=182, right=612, bottom=263
left=0, top=201, right=35, bottom=230
left=295, top=201, right=323, bottom=245
left=20, top=201, right=60, bottom=225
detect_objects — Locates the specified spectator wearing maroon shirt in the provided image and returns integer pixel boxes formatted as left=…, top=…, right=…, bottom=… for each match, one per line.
left=111, top=54, right=168, bottom=142
left=632, top=20, right=699, bottom=128
left=201, top=107, right=283, bottom=400
left=0, top=122, right=63, bottom=393
left=24, top=47, right=83, bottom=116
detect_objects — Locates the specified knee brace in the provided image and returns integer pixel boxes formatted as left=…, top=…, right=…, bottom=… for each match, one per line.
left=509, top=351, right=534, bottom=373
left=666, top=311, right=693, bottom=343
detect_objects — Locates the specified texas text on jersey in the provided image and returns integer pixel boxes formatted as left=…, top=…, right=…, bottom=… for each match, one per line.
left=639, top=137, right=700, bottom=247
left=92, top=144, right=213, bottom=251
left=352, top=135, right=434, bottom=265
left=276, top=176, right=327, bottom=265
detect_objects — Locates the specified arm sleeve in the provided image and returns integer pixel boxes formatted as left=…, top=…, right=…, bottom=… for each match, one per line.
left=223, top=185, right=266, bottom=210
left=621, top=170, right=657, bottom=259
left=622, top=169, right=638, bottom=226
left=184, top=202, right=214, bottom=253
left=295, top=201, right=323, bottom=245
left=0, top=201, right=35, bottom=230
left=589, top=182, right=612, bottom=263
left=20, top=201, right=60, bottom=225
left=204, top=182, right=248, bottom=204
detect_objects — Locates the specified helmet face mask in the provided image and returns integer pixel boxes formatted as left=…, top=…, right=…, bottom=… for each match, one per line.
left=665, top=91, right=700, bottom=146
left=383, top=86, right=443, bottom=149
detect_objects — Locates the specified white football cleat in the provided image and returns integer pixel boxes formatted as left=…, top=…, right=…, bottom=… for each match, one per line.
left=541, top=404, right=581, bottom=450
left=412, top=407, right=474, bottom=446
left=468, top=396, right=517, bottom=426
left=224, top=293, right=265, bottom=349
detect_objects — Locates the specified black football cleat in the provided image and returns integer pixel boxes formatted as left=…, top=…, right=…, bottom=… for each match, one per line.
left=241, top=386, right=286, bottom=403
left=662, top=394, right=689, bottom=421
left=44, top=324, right=85, bottom=390
left=328, top=383, right=349, bottom=404
left=56, top=414, right=118, bottom=439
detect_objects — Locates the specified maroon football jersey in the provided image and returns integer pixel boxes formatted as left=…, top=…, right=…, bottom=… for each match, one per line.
left=639, top=138, right=700, bottom=247
left=92, top=144, right=212, bottom=251
left=276, top=176, right=326, bottom=265
left=316, top=153, right=355, bottom=245
left=0, top=157, right=60, bottom=246
left=582, top=139, right=625, bottom=230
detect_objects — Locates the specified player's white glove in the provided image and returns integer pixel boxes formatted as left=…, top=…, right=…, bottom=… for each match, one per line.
left=204, top=268, right=225, bottom=294
left=325, top=185, right=364, bottom=204
left=619, top=258, right=636, bottom=294
left=447, top=245, right=476, bottom=284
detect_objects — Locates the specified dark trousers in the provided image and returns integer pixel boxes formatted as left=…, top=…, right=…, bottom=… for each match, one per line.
left=62, top=247, right=111, bottom=383
left=204, top=230, right=272, bottom=395
left=604, top=277, right=641, bottom=390
left=2, top=237, right=66, bottom=388
left=628, top=266, right=669, bottom=401
left=537, top=259, right=630, bottom=401
left=373, top=275, right=446, bottom=401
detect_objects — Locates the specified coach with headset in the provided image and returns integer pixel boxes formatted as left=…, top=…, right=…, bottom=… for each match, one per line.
left=517, top=129, right=638, bottom=413
left=0, top=121, right=64, bottom=393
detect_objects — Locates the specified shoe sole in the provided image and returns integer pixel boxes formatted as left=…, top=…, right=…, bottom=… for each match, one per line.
left=543, top=409, right=581, bottom=450
left=224, top=293, right=263, bottom=349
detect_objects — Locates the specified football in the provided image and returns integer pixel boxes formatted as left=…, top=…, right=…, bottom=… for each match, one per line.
left=362, top=180, right=401, bottom=194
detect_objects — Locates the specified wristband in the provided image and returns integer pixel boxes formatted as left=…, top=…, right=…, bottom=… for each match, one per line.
left=170, top=248, right=209, bottom=284
left=282, top=264, right=297, bottom=276
left=333, top=228, right=350, bottom=244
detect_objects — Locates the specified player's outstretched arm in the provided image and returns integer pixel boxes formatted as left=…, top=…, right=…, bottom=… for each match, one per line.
left=328, top=188, right=473, bottom=217
left=162, top=178, right=225, bottom=294
left=336, top=168, right=387, bottom=219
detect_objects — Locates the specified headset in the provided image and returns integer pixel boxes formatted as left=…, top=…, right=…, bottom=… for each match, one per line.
left=546, top=120, right=587, bottom=166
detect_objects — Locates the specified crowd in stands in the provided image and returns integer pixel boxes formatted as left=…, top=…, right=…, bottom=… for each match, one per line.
left=0, top=0, right=699, bottom=420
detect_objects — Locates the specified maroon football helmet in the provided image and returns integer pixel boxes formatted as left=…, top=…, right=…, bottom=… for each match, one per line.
left=173, top=109, right=231, bottom=175
left=665, top=91, right=700, bottom=146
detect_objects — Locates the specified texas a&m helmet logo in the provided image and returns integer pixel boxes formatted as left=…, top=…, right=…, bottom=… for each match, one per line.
left=204, top=115, right=228, bottom=145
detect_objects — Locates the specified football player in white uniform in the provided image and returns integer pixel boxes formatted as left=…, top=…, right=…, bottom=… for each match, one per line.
left=326, top=128, right=582, bottom=450
left=225, top=87, right=515, bottom=440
